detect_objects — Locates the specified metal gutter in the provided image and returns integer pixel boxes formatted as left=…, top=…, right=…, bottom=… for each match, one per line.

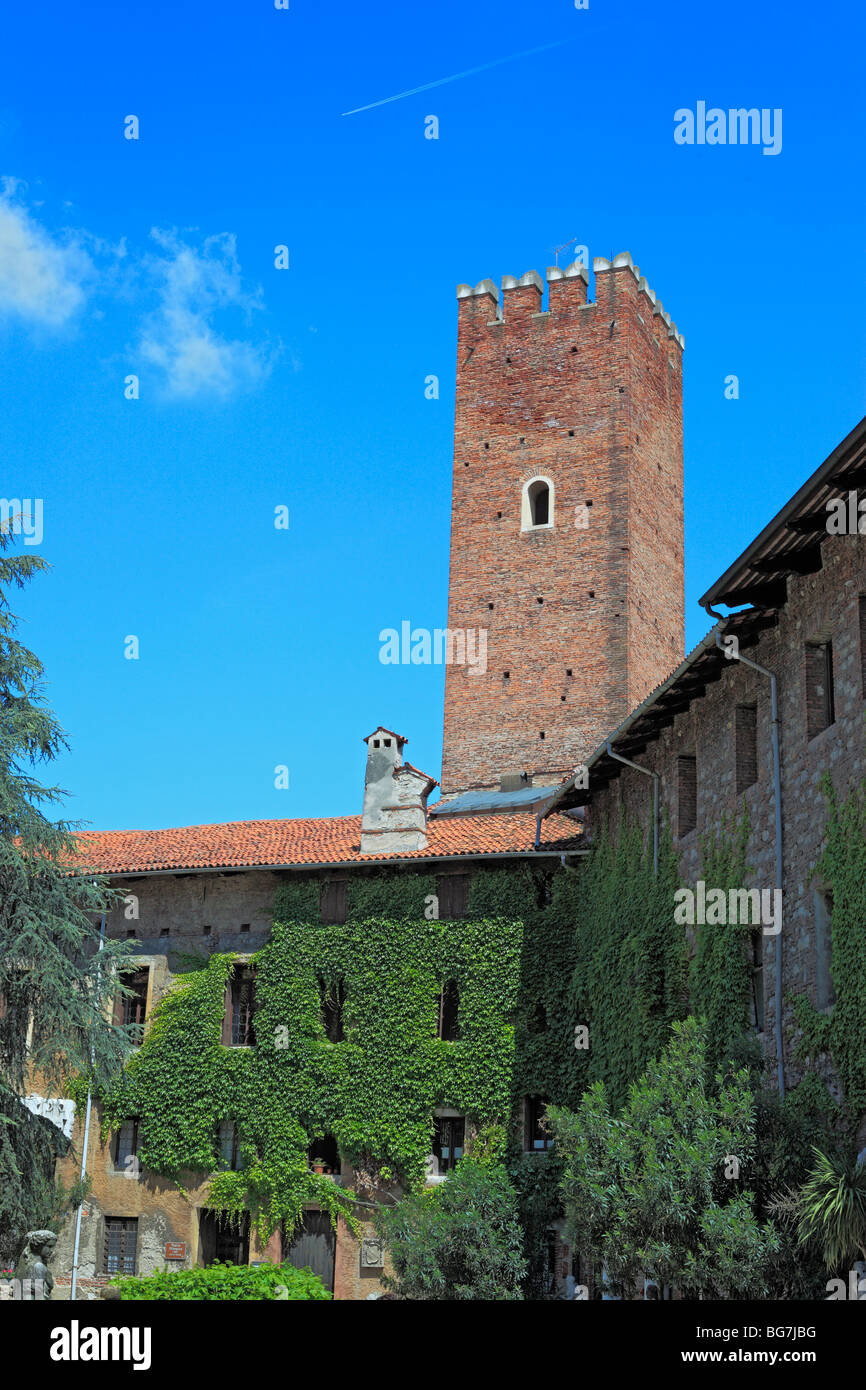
left=605, top=742, right=659, bottom=875
left=542, top=624, right=726, bottom=817
left=99, top=847, right=589, bottom=882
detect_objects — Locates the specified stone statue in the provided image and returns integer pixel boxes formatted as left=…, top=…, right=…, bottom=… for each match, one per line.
left=14, top=1230, right=56, bottom=1300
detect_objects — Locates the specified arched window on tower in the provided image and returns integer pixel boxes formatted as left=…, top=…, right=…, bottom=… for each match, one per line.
left=521, top=477, right=555, bottom=531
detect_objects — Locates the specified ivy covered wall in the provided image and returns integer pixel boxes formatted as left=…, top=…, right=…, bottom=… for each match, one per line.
left=79, top=786, right=866, bottom=1293
left=95, top=873, right=520, bottom=1243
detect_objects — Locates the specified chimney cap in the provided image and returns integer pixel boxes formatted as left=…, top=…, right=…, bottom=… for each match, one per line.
left=363, top=726, right=408, bottom=747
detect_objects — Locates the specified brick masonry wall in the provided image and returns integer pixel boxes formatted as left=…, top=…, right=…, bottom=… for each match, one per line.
left=441, top=259, right=684, bottom=794
left=586, top=533, right=866, bottom=1114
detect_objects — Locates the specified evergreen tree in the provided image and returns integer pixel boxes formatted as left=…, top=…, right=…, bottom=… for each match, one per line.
left=0, top=531, right=132, bottom=1264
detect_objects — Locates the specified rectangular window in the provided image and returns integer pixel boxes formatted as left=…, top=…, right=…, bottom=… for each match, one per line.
left=677, top=756, right=697, bottom=838
left=749, top=932, right=764, bottom=1033
left=102, top=1218, right=138, bottom=1275
left=112, top=1119, right=140, bottom=1173
left=542, top=1229, right=559, bottom=1296
left=526, top=1096, right=553, bottom=1152
left=735, top=705, right=758, bottom=794
left=814, top=890, right=836, bottom=1011
left=217, top=1120, right=242, bottom=1171
left=437, top=980, right=460, bottom=1041
left=436, top=873, right=471, bottom=920
left=222, top=966, right=257, bottom=1046
left=318, top=977, right=345, bottom=1043
left=320, top=879, right=347, bottom=925
left=198, top=1210, right=250, bottom=1267
left=805, top=640, right=835, bottom=739
left=432, top=1115, right=464, bottom=1175
left=114, top=969, right=149, bottom=1045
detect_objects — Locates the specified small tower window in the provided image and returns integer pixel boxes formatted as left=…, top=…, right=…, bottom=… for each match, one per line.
left=521, top=477, right=555, bottom=531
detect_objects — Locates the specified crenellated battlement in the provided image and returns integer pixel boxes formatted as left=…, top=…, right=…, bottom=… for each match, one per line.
left=456, top=250, right=684, bottom=349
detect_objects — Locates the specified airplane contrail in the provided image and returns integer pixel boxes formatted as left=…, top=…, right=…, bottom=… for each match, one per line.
left=341, top=38, right=574, bottom=116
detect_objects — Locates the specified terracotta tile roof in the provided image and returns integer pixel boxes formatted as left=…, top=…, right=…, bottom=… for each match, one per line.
left=73, top=811, right=583, bottom=876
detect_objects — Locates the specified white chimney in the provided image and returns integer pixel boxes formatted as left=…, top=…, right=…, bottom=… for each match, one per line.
left=360, top=728, right=438, bottom=854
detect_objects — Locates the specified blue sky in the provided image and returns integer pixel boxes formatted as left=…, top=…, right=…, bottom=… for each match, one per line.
left=1, top=0, right=864, bottom=830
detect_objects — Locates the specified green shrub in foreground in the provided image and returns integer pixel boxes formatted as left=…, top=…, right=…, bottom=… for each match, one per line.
left=111, top=1260, right=330, bottom=1301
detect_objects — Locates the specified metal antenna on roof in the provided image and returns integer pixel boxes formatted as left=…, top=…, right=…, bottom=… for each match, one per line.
left=552, top=236, right=582, bottom=267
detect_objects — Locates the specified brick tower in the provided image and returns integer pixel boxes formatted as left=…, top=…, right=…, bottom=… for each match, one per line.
left=440, top=252, right=685, bottom=795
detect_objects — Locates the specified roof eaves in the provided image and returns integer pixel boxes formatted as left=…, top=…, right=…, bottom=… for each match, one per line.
left=700, top=414, right=866, bottom=610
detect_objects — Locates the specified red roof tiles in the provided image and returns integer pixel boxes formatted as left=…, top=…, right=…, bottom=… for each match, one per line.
left=73, top=811, right=583, bottom=876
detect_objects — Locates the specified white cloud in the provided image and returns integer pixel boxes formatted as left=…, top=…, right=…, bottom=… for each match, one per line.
left=0, top=178, right=93, bottom=328
left=138, top=229, right=272, bottom=399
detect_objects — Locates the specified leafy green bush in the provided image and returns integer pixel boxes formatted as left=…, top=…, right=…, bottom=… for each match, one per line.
left=377, top=1156, right=526, bottom=1300
left=549, top=1017, right=780, bottom=1299
left=111, top=1260, right=330, bottom=1300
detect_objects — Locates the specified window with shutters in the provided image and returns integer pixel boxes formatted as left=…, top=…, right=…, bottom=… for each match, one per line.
left=677, top=755, right=697, bottom=838
left=437, top=979, right=460, bottom=1041
left=114, top=968, right=149, bottom=1046
left=318, top=976, right=345, bottom=1043
left=735, top=705, right=758, bottom=794
left=112, top=1118, right=140, bottom=1174
left=216, top=1120, right=242, bottom=1171
left=525, top=1095, right=553, bottom=1152
left=320, top=878, right=347, bottom=925
left=102, top=1217, right=138, bottom=1275
left=805, top=640, right=835, bottom=739
left=431, top=1115, right=465, bottom=1175
left=222, top=966, right=257, bottom=1046
left=435, top=872, right=471, bottom=920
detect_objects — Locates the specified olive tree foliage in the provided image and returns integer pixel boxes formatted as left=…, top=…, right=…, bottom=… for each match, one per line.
left=548, top=1017, right=780, bottom=1299
left=0, top=532, right=133, bottom=1262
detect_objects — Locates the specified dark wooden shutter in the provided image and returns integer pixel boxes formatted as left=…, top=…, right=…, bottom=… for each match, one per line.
left=282, top=1212, right=336, bottom=1292
left=320, top=879, right=347, bottom=925
left=436, top=872, right=470, bottom=920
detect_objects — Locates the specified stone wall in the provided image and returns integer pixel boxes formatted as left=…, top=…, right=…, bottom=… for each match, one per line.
left=586, top=532, right=866, bottom=1103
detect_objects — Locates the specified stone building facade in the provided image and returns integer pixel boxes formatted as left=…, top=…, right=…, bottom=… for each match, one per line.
left=551, top=414, right=866, bottom=1130
left=50, top=784, right=585, bottom=1301
left=31, top=246, right=866, bottom=1300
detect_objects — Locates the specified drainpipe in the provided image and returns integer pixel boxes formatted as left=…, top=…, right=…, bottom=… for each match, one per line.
left=605, top=742, right=659, bottom=876
left=70, top=906, right=106, bottom=1302
left=712, top=629, right=785, bottom=1100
